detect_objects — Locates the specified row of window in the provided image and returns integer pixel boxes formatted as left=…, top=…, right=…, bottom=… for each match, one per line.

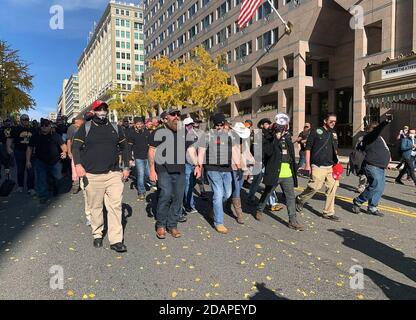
left=145, top=1, right=277, bottom=55
left=116, top=41, right=145, bottom=51
left=116, top=52, right=145, bottom=62
left=116, top=30, right=144, bottom=40
left=115, top=8, right=143, bottom=19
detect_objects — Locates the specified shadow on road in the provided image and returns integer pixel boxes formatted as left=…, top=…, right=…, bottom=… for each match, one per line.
left=329, top=228, right=416, bottom=283
left=364, top=269, right=416, bottom=300
left=249, top=283, right=289, bottom=300
left=381, top=194, right=415, bottom=209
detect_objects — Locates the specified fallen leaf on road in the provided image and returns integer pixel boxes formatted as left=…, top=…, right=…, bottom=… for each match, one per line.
left=255, top=244, right=262, bottom=249
left=171, top=291, right=178, bottom=298
left=67, top=290, right=74, bottom=297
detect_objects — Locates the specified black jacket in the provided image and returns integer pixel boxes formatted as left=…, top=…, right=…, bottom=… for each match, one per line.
left=262, top=130, right=298, bottom=187
left=361, top=120, right=391, bottom=169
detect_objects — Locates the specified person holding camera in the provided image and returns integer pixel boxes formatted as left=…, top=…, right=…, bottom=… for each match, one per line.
left=395, top=128, right=416, bottom=186
left=295, top=113, right=341, bottom=221
left=352, top=115, right=393, bottom=217
left=254, top=114, right=304, bottom=230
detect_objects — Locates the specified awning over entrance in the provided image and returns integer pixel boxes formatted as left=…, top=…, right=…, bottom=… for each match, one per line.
left=366, top=92, right=416, bottom=111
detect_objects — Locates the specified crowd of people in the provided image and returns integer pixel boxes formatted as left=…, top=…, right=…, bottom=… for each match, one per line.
left=0, top=101, right=414, bottom=254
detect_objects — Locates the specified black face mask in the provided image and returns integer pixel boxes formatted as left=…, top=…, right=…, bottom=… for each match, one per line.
left=93, top=114, right=108, bottom=125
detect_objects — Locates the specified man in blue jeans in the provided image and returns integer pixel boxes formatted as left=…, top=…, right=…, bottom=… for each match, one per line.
left=128, top=117, right=150, bottom=201
left=149, top=109, right=186, bottom=239
left=194, top=113, right=234, bottom=234
left=26, top=119, right=67, bottom=204
left=352, top=115, right=392, bottom=217
left=183, top=117, right=199, bottom=216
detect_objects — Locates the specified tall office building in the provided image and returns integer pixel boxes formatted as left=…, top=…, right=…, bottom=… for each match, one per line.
left=64, top=74, right=80, bottom=121
left=144, top=0, right=416, bottom=150
left=78, top=0, right=145, bottom=115
left=57, top=79, right=69, bottom=116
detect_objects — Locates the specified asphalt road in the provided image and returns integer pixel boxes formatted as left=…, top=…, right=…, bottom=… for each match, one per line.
left=0, top=170, right=415, bottom=300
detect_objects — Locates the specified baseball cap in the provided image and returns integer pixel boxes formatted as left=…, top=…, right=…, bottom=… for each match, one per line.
left=257, top=118, right=272, bottom=128
left=20, top=114, right=30, bottom=120
left=40, top=118, right=51, bottom=127
left=244, top=120, right=253, bottom=128
left=183, top=117, right=194, bottom=126
left=212, top=113, right=226, bottom=126
left=133, top=116, right=144, bottom=124
left=160, top=111, right=168, bottom=120
left=91, top=100, right=109, bottom=111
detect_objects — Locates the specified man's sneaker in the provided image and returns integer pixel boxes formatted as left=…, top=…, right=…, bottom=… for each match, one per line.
left=367, top=209, right=384, bottom=217
left=186, top=208, right=198, bottom=214
left=215, top=224, right=228, bottom=234
left=255, top=211, right=263, bottom=221
left=137, top=193, right=146, bottom=201
left=178, top=215, right=187, bottom=223
left=395, top=179, right=405, bottom=185
left=295, top=196, right=304, bottom=213
left=151, top=186, right=158, bottom=191
left=28, top=189, right=36, bottom=197
left=110, top=242, right=127, bottom=253
left=322, top=214, right=340, bottom=222
left=352, top=199, right=361, bottom=214
left=16, top=187, right=24, bottom=193
left=168, top=228, right=182, bottom=238
left=288, top=220, right=305, bottom=231
left=86, top=216, right=92, bottom=226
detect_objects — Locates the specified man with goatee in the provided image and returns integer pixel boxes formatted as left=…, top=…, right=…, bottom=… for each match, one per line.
left=149, top=109, right=186, bottom=239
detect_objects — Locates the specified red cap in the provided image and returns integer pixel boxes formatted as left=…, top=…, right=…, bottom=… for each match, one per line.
left=332, top=163, right=344, bottom=181
left=92, top=100, right=109, bottom=111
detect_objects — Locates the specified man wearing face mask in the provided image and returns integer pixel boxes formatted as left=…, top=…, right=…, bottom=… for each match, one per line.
left=149, top=109, right=186, bottom=239
left=72, top=100, right=130, bottom=253
left=396, top=128, right=416, bottom=186
left=296, top=113, right=341, bottom=221
left=255, top=114, right=304, bottom=230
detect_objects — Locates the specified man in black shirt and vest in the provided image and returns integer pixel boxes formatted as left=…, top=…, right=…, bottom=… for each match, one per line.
left=149, top=108, right=186, bottom=239
left=194, top=113, right=233, bottom=234
left=296, top=113, right=341, bottom=221
left=72, top=100, right=130, bottom=253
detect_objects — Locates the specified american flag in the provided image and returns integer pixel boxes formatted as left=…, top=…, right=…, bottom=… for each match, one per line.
left=238, top=0, right=264, bottom=29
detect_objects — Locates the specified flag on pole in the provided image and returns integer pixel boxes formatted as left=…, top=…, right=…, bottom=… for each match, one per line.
left=238, top=0, right=264, bottom=29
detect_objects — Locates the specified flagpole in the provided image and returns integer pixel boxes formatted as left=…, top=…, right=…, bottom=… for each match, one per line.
left=265, top=0, right=293, bottom=34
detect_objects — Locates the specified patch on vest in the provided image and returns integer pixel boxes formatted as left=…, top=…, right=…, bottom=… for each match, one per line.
left=316, top=129, right=323, bottom=135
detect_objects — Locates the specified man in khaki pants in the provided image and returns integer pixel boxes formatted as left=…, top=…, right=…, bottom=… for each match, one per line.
left=72, top=100, right=130, bottom=253
left=296, top=113, right=341, bottom=221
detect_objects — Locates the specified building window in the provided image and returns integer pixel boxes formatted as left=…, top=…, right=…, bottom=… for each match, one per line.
left=365, top=21, right=382, bottom=55
left=257, top=2, right=272, bottom=20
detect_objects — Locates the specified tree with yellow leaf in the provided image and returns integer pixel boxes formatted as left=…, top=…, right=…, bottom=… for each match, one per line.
left=146, top=56, right=184, bottom=110
left=182, top=46, right=239, bottom=114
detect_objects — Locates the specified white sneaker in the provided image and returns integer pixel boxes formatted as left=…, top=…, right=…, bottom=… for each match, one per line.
left=28, top=189, right=36, bottom=196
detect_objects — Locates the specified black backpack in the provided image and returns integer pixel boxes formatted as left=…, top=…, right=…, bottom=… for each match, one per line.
left=347, top=141, right=366, bottom=176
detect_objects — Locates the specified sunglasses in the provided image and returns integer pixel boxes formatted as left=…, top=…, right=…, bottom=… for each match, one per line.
left=215, top=123, right=225, bottom=127
left=328, top=120, right=337, bottom=124
left=169, top=111, right=181, bottom=117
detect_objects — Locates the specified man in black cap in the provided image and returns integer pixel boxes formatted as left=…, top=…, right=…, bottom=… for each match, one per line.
left=26, top=119, right=68, bottom=204
left=128, top=116, right=151, bottom=201
left=72, top=100, right=130, bottom=253
left=149, top=108, right=185, bottom=239
left=194, top=113, right=233, bottom=234
left=7, top=114, right=36, bottom=195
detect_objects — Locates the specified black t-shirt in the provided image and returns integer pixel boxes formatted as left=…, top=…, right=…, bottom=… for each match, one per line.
left=306, top=127, right=338, bottom=167
left=11, top=126, right=35, bottom=151
left=128, top=128, right=150, bottom=160
left=0, top=127, right=12, bottom=144
left=29, top=133, right=64, bottom=165
left=199, top=130, right=232, bottom=172
left=298, top=130, right=310, bottom=151
left=149, top=127, right=185, bottom=174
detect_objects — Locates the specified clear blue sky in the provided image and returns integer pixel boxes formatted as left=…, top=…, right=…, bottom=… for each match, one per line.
left=0, top=0, right=139, bottom=120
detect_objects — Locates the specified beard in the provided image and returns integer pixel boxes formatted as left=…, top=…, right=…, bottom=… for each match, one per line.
left=166, top=119, right=178, bottom=132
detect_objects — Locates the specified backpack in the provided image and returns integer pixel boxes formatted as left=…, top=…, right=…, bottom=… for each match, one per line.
left=85, top=120, right=119, bottom=137
left=347, top=140, right=366, bottom=176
